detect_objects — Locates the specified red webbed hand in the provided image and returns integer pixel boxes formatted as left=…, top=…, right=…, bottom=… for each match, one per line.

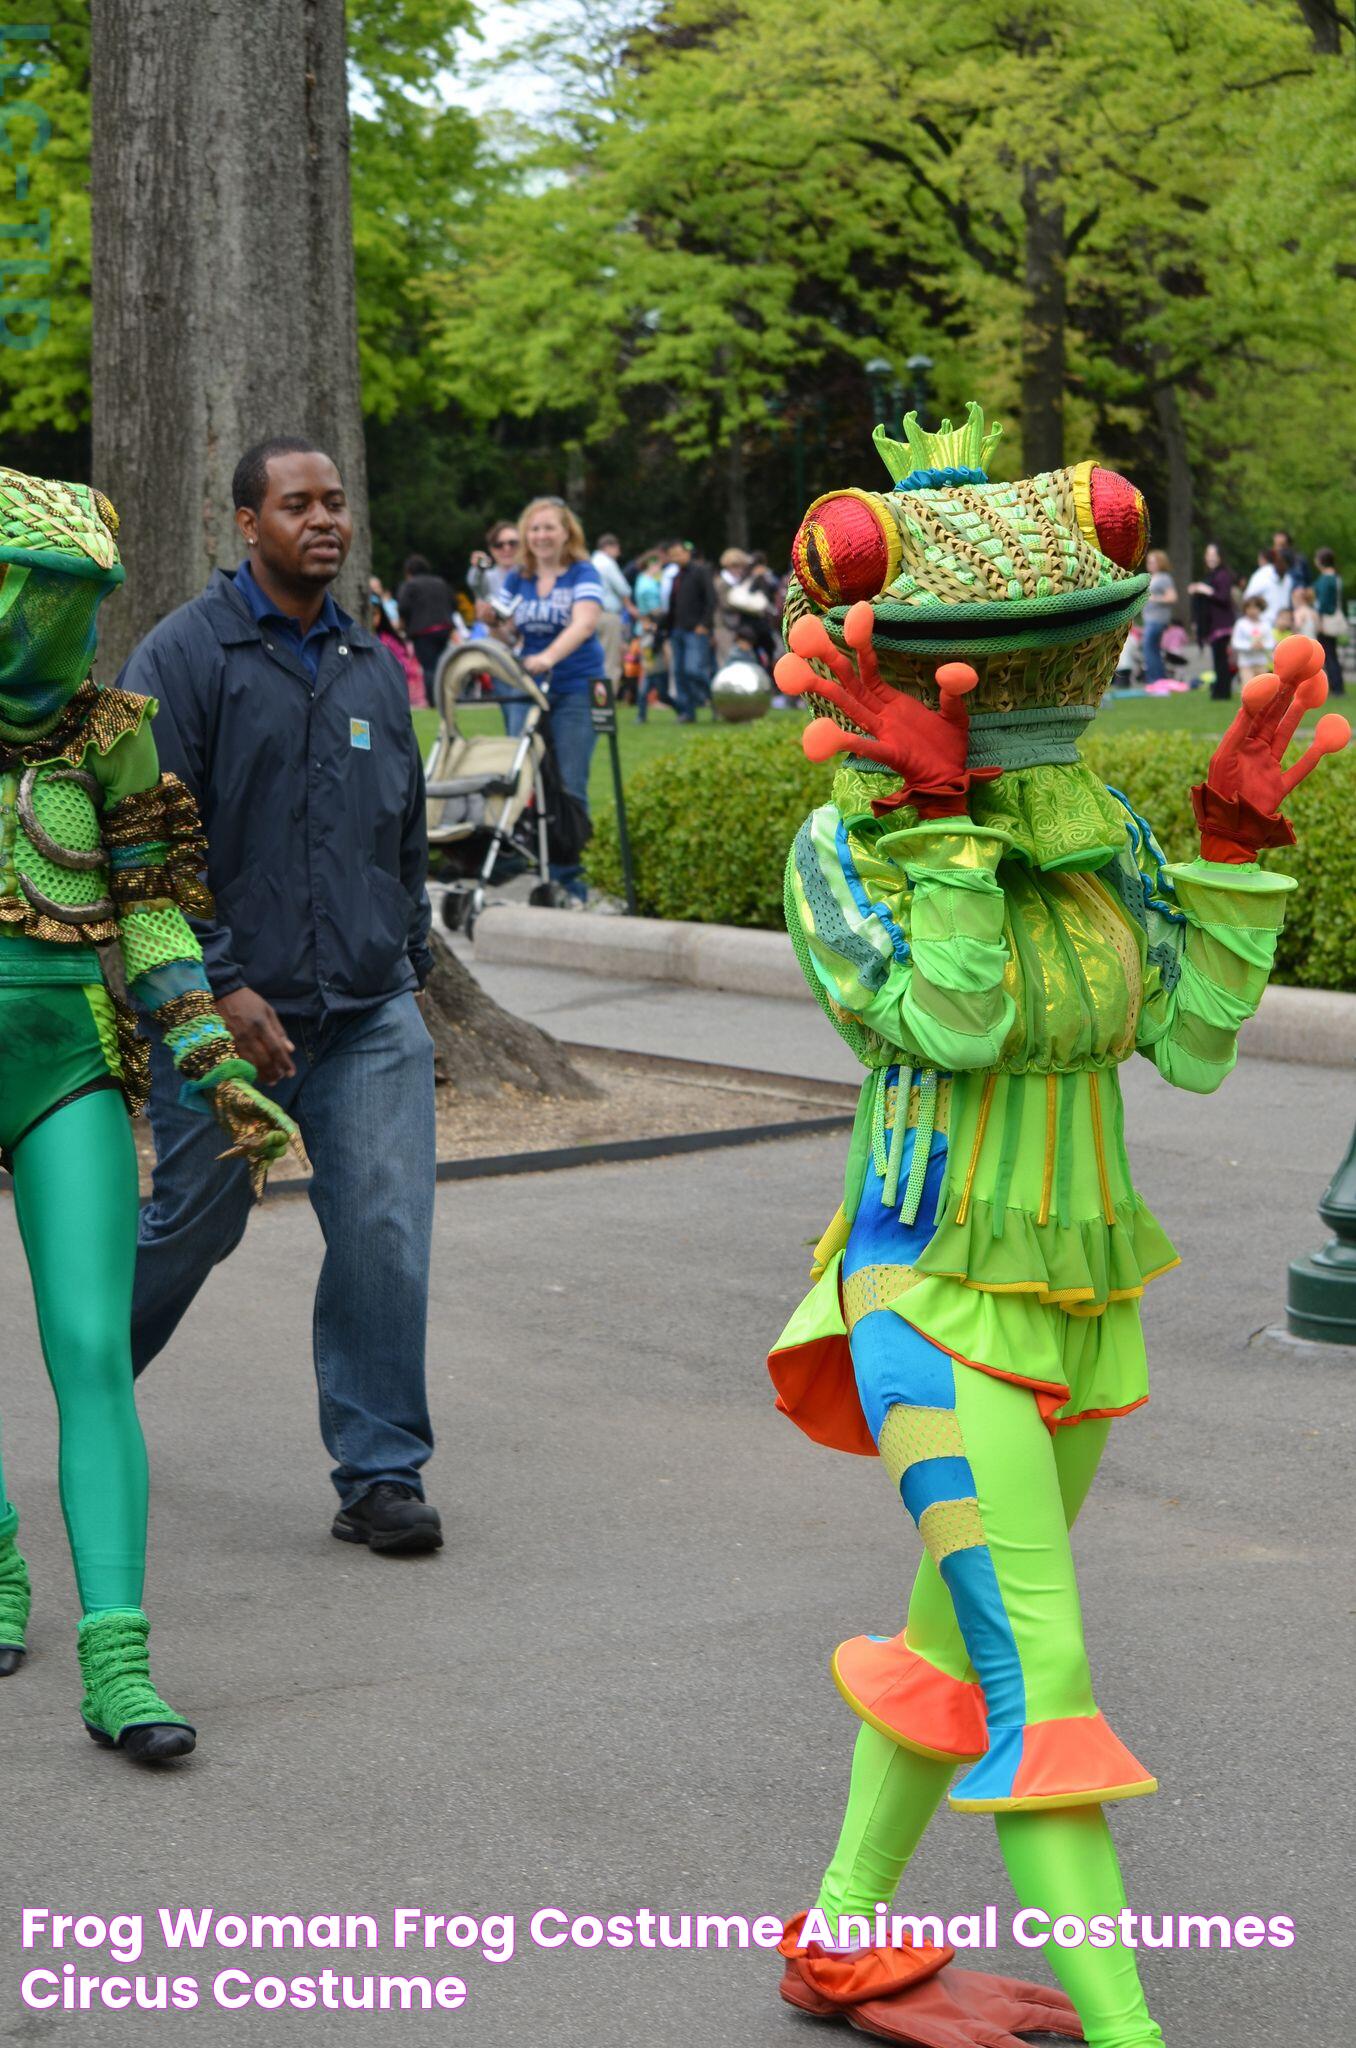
left=775, top=603, right=996, bottom=819
left=1196, top=635, right=1350, bottom=861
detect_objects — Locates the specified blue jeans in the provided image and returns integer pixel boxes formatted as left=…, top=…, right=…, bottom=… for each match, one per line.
left=486, top=674, right=530, bottom=737
left=131, top=993, right=436, bottom=1508
left=548, top=689, right=598, bottom=900
left=670, top=630, right=713, bottom=720
left=1142, top=618, right=1167, bottom=684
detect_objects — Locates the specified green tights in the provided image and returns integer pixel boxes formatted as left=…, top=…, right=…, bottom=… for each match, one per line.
left=817, top=1415, right=1164, bottom=2048
left=0, top=1088, right=146, bottom=1614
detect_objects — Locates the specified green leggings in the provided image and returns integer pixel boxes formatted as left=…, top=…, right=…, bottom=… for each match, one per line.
left=818, top=1380, right=1163, bottom=2048
left=0, top=1081, right=146, bottom=1614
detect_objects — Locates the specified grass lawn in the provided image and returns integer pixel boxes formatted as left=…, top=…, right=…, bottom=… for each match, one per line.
left=413, top=684, right=1316, bottom=818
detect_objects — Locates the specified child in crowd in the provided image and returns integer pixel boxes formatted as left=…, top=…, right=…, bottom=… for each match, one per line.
left=371, top=596, right=426, bottom=707
left=1290, top=586, right=1321, bottom=642
left=1231, top=594, right=1276, bottom=684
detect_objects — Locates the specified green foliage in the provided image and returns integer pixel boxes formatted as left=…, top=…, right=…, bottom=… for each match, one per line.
left=427, top=0, right=1356, bottom=560
left=0, top=6, right=92, bottom=438
left=586, top=716, right=828, bottom=925
left=587, top=719, right=1356, bottom=990
left=0, top=1, right=484, bottom=440
left=347, top=0, right=484, bottom=421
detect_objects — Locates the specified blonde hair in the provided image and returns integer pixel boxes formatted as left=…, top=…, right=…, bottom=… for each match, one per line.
left=1146, top=548, right=1172, bottom=574
left=516, top=497, right=588, bottom=576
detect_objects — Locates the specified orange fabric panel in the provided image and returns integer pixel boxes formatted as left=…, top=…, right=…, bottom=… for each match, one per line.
left=767, top=1332, right=877, bottom=1457
left=1011, top=1712, right=1156, bottom=1804
left=778, top=1910, right=952, bottom=2005
left=1050, top=1396, right=1148, bottom=1431
left=834, top=1632, right=987, bottom=1761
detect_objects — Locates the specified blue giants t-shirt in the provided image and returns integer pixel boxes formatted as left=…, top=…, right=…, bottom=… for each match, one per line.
left=502, top=560, right=607, bottom=695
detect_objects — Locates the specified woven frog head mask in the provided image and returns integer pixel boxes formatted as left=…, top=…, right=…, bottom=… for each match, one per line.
left=786, top=403, right=1149, bottom=721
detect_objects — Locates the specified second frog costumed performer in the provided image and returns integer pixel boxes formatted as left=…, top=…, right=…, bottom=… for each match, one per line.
left=766, top=406, right=1348, bottom=2045
left=0, top=470, right=299, bottom=1762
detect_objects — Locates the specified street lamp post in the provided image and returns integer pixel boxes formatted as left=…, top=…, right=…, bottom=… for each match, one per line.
left=865, top=356, right=896, bottom=425
left=1286, top=1118, right=1356, bottom=1344
left=905, top=352, right=934, bottom=422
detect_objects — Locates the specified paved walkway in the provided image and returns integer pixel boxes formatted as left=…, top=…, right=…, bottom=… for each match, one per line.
left=1, top=970, right=1352, bottom=2045
left=450, top=943, right=863, bottom=1081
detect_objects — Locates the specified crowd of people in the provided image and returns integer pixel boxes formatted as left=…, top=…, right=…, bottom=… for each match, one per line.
left=364, top=512, right=1348, bottom=908
left=373, top=520, right=789, bottom=723
left=1129, top=529, right=1347, bottom=700
left=368, top=510, right=790, bottom=900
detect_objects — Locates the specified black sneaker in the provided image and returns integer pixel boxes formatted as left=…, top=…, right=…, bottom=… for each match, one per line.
left=332, top=1483, right=443, bottom=1557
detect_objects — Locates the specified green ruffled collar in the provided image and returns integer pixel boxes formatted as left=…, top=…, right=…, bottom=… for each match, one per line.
left=833, top=758, right=1126, bottom=872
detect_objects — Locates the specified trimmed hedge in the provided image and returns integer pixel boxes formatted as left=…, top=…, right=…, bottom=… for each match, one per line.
left=586, top=717, right=1356, bottom=991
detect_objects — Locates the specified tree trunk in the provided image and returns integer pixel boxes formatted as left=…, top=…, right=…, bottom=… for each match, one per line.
left=1295, top=0, right=1343, bottom=56
left=1151, top=377, right=1193, bottom=613
left=90, top=0, right=370, bottom=674
left=725, top=429, right=749, bottom=550
left=564, top=441, right=588, bottom=517
left=91, top=1, right=597, bottom=1108
left=1020, top=163, right=1066, bottom=475
left=421, top=938, right=599, bottom=1101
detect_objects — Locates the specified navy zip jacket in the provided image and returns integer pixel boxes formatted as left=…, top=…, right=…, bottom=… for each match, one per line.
left=114, top=568, right=433, bottom=1018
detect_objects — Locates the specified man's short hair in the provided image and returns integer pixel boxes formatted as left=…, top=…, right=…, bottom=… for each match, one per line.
left=596, top=533, right=620, bottom=550
left=232, top=437, right=321, bottom=513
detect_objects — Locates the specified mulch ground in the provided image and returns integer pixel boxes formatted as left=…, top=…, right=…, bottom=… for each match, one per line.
left=128, top=1049, right=854, bottom=1193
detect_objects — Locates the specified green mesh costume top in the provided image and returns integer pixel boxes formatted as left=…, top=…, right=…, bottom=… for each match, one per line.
left=768, top=405, right=1295, bottom=1433
left=0, top=468, right=299, bottom=1188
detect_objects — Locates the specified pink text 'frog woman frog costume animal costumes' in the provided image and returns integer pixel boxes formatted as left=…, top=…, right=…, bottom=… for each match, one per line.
left=765, top=407, right=1348, bottom=2046
left=0, top=471, right=301, bottom=1762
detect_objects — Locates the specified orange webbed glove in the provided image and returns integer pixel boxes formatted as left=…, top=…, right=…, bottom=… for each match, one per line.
left=775, top=603, right=999, bottom=820
left=1195, top=635, right=1350, bottom=862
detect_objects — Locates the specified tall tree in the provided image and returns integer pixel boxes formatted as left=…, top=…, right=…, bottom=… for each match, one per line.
left=89, top=0, right=370, bottom=668
left=430, top=0, right=1356, bottom=570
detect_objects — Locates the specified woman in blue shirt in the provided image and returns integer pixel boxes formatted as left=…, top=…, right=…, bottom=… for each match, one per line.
left=502, top=498, right=606, bottom=899
left=1313, top=547, right=1346, bottom=697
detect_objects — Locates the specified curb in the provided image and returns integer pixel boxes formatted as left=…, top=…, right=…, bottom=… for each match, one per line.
left=472, top=903, right=1356, bottom=1068
left=256, top=1111, right=856, bottom=1198
left=474, top=903, right=805, bottom=999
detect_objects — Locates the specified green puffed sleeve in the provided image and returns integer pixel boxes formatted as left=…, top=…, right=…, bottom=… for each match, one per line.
left=88, top=720, right=214, bottom=994
left=1137, top=856, right=1295, bottom=1093
left=785, top=802, right=1016, bottom=1070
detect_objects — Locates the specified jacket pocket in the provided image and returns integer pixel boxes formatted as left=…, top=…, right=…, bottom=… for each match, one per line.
left=347, top=866, right=419, bottom=993
left=213, top=860, right=305, bottom=994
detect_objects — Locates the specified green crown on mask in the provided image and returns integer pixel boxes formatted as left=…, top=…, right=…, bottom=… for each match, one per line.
left=872, top=399, right=1004, bottom=488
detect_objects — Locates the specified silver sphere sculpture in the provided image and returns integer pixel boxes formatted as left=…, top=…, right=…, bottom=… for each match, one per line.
left=711, top=656, right=773, bottom=723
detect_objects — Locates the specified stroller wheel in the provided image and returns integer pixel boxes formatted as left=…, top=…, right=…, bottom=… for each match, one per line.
left=441, top=882, right=479, bottom=935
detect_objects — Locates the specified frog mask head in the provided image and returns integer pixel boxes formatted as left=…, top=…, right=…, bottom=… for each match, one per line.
left=787, top=402, right=1149, bottom=757
left=0, top=468, right=125, bottom=737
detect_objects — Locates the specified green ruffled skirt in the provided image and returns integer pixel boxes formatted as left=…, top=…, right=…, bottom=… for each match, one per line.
left=769, top=1065, right=1179, bottom=1447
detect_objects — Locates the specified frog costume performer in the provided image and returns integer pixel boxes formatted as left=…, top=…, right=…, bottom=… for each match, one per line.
left=0, top=469, right=300, bottom=1761
left=766, top=408, right=1348, bottom=2046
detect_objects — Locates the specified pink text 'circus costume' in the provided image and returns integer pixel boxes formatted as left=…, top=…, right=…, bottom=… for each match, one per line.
left=765, top=406, right=1348, bottom=2046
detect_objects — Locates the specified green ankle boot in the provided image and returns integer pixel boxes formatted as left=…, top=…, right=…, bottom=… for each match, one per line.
left=77, top=1609, right=195, bottom=1762
left=0, top=1505, right=30, bottom=1677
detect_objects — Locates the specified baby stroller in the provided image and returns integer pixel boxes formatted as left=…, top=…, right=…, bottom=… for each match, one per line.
left=423, top=640, right=586, bottom=938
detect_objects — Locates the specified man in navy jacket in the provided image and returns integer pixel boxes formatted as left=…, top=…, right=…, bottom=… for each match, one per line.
left=119, top=437, right=443, bottom=1556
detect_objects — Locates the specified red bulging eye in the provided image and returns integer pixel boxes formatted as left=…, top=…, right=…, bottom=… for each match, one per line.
left=1087, top=467, right=1148, bottom=571
left=791, top=491, right=900, bottom=609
